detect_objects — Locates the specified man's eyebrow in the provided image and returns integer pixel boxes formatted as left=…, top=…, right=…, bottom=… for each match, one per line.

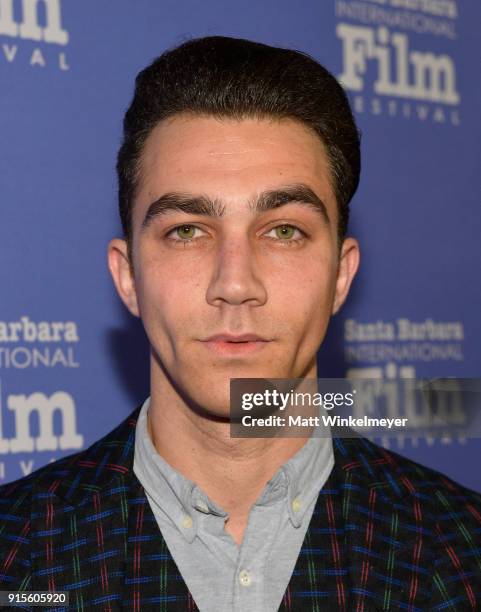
left=141, top=192, right=226, bottom=230
left=140, top=183, right=330, bottom=231
left=251, top=184, right=329, bottom=224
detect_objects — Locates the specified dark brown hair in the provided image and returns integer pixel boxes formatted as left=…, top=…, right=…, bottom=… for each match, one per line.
left=117, top=35, right=360, bottom=247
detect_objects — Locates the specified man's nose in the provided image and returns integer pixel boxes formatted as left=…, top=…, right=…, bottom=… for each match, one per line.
left=205, top=236, right=268, bottom=307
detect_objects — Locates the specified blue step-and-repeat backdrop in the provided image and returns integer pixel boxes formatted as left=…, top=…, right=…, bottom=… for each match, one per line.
left=1, top=1, right=480, bottom=489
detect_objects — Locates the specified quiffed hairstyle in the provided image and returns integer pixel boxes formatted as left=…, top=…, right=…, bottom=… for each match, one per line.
left=117, top=35, right=360, bottom=248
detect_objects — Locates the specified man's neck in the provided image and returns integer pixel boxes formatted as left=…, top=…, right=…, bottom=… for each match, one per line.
left=146, top=371, right=311, bottom=544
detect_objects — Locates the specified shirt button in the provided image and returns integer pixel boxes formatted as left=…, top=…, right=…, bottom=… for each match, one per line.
left=239, top=569, right=251, bottom=587
left=195, top=501, right=209, bottom=513
left=181, top=515, right=193, bottom=529
left=292, top=497, right=302, bottom=513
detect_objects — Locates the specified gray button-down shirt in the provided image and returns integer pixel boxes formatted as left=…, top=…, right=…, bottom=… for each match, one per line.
left=133, top=397, right=334, bottom=612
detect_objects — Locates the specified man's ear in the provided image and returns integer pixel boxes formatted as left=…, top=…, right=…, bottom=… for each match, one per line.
left=332, top=237, right=360, bottom=315
left=108, top=239, right=140, bottom=317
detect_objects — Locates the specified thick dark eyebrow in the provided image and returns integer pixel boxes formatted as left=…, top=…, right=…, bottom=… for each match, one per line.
left=140, top=183, right=330, bottom=231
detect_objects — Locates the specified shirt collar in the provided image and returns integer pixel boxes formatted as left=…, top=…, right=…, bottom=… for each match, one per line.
left=134, top=397, right=334, bottom=540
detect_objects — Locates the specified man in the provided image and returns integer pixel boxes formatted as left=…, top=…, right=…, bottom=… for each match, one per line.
left=1, top=36, right=480, bottom=611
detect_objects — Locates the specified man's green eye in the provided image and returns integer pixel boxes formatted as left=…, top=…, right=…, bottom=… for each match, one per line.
left=176, top=225, right=196, bottom=239
left=274, top=225, right=296, bottom=239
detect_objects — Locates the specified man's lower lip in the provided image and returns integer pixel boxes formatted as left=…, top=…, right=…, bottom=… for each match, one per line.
left=201, top=340, right=270, bottom=355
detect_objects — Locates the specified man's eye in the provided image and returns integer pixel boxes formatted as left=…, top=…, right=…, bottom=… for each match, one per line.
left=167, top=225, right=204, bottom=240
left=265, top=224, right=304, bottom=241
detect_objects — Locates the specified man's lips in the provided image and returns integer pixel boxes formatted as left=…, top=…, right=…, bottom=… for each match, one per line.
left=203, top=333, right=269, bottom=342
left=200, top=333, right=271, bottom=356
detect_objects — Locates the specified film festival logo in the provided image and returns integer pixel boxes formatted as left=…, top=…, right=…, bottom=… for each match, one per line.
left=0, top=316, right=83, bottom=481
left=0, top=0, right=69, bottom=70
left=335, top=0, right=461, bottom=126
left=343, top=317, right=466, bottom=448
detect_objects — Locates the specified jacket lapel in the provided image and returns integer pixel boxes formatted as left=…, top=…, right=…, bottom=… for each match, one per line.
left=278, top=449, right=351, bottom=612
left=121, top=477, right=199, bottom=611
left=31, top=408, right=197, bottom=611
left=280, top=436, right=433, bottom=611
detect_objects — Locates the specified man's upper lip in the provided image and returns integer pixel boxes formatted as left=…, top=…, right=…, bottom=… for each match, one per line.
left=203, top=333, right=269, bottom=342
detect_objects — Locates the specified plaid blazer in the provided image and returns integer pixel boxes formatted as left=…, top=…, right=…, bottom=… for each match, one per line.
left=1, top=406, right=480, bottom=611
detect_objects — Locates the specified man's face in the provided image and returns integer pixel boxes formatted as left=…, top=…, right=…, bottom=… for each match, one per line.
left=109, top=114, right=359, bottom=417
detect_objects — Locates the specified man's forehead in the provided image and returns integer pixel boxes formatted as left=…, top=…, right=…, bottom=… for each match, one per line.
left=136, top=114, right=336, bottom=215
left=140, top=113, right=331, bottom=171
